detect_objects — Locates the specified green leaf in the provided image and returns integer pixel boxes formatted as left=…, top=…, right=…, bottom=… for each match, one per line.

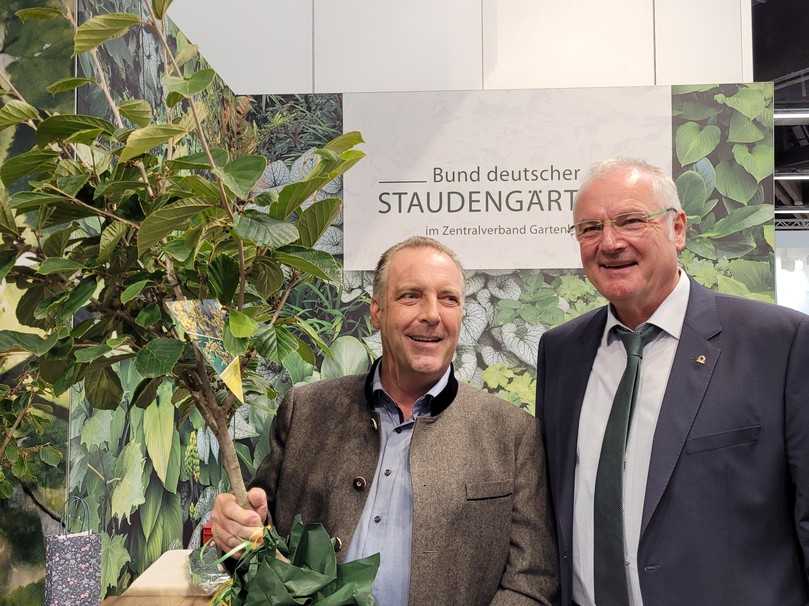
left=121, top=279, right=150, bottom=304
left=135, top=338, right=184, bottom=378
left=137, top=198, right=211, bottom=256
left=46, top=77, right=95, bottom=94
left=98, top=221, right=127, bottom=263
left=223, top=324, right=249, bottom=357
left=59, top=277, right=97, bottom=319
left=208, top=254, right=239, bottom=304
left=84, top=364, right=123, bottom=410
left=120, top=124, right=186, bottom=162
left=140, top=473, right=163, bottom=540
left=111, top=440, right=146, bottom=521
left=229, top=310, right=258, bottom=338
left=0, top=251, right=16, bottom=284
left=693, top=158, right=717, bottom=194
left=42, top=226, right=73, bottom=258
left=732, top=142, right=773, bottom=183
left=714, top=159, right=759, bottom=204
left=74, top=13, right=141, bottom=54
left=253, top=324, right=299, bottom=363
left=166, top=148, right=228, bottom=170
left=0, top=330, right=58, bottom=355
left=715, top=88, right=766, bottom=120
left=39, top=445, right=62, bottom=467
left=671, top=100, right=720, bottom=121
left=250, top=256, right=284, bottom=299
left=216, top=154, right=267, bottom=198
left=321, top=336, right=369, bottom=380
left=163, top=430, right=181, bottom=493
left=144, top=381, right=174, bottom=486
left=101, top=532, right=131, bottom=594
left=675, top=171, right=708, bottom=216
left=0, top=149, right=59, bottom=186
left=15, top=7, right=64, bottom=21
left=233, top=211, right=300, bottom=248
left=37, top=257, right=84, bottom=275
left=716, top=274, right=752, bottom=296
left=728, top=112, right=765, bottom=144
left=118, top=99, right=152, bottom=127
left=135, top=304, right=162, bottom=328
left=764, top=224, right=775, bottom=249
left=727, top=259, right=772, bottom=292
left=703, top=204, right=773, bottom=239
left=675, top=122, right=720, bottom=165
left=0, top=197, right=19, bottom=237
left=152, top=0, right=173, bottom=19
left=0, top=100, right=38, bottom=132
left=274, top=177, right=331, bottom=219
left=275, top=246, right=340, bottom=284
left=35, top=114, right=116, bottom=144
left=324, top=130, right=364, bottom=154
left=75, top=344, right=112, bottom=363
left=295, top=198, right=341, bottom=247
left=163, top=69, right=216, bottom=107
left=132, top=377, right=163, bottom=409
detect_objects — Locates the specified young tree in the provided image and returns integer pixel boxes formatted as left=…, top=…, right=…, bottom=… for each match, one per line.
left=0, top=0, right=363, bottom=510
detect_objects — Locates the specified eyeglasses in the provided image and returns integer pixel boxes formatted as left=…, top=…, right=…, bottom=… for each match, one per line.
left=570, top=207, right=676, bottom=242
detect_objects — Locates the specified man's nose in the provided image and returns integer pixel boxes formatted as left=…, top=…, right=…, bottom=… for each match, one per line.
left=420, top=296, right=440, bottom=323
left=598, top=223, right=624, bottom=250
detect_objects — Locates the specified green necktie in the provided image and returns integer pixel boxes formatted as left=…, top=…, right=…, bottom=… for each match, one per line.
left=594, top=323, right=660, bottom=606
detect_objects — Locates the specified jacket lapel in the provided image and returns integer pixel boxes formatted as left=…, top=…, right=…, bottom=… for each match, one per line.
left=640, top=281, right=722, bottom=537
left=554, top=308, right=606, bottom=550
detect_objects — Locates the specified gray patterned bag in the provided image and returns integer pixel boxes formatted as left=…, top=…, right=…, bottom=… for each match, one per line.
left=44, top=497, right=102, bottom=605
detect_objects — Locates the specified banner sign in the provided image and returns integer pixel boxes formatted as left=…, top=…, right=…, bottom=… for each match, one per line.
left=343, top=87, right=672, bottom=270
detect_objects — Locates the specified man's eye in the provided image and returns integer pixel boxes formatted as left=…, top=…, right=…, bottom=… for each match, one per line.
left=579, top=223, right=602, bottom=234
left=616, top=214, right=646, bottom=227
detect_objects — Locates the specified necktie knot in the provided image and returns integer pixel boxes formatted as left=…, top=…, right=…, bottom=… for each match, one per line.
left=613, top=323, right=660, bottom=359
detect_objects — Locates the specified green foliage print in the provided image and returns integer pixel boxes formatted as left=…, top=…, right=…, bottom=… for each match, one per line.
left=672, top=83, right=774, bottom=302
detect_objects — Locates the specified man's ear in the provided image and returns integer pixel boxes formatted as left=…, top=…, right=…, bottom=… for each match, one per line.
left=370, top=297, right=382, bottom=330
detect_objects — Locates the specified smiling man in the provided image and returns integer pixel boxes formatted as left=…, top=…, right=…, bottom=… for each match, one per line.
left=213, top=236, right=558, bottom=606
left=536, top=159, right=809, bottom=606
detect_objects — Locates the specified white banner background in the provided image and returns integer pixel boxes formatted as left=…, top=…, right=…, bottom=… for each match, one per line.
left=343, top=87, right=672, bottom=270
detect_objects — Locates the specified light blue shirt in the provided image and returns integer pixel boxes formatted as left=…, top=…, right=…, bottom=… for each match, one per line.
left=344, top=364, right=451, bottom=606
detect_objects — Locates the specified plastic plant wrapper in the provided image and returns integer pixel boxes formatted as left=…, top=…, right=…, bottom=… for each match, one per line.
left=212, top=516, right=379, bottom=606
left=166, top=299, right=244, bottom=403
left=189, top=543, right=232, bottom=595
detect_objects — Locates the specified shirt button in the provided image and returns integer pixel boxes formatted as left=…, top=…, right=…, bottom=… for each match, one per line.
left=373, top=515, right=382, bottom=523
left=384, top=469, right=392, bottom=477
left=624, top=560, right=630, bottom=567
left=353, top=476, right=367, bottom=491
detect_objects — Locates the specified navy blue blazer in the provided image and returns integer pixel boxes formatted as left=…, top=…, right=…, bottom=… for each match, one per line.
left=537, top=279, right=809, bottom=606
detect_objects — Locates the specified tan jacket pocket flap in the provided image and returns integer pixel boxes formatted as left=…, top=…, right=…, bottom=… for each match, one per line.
left=466, top=479, right=513, bottom=500
left=686, top=425, right=761, bottom=454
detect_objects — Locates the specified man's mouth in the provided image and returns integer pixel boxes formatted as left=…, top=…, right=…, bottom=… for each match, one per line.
left=600, top=261, right=637, bottom=270
left=408, top=335, right=442, bottom=343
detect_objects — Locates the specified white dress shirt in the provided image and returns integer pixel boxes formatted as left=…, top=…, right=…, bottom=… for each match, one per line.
left=572, top=271, right=690, bottom=606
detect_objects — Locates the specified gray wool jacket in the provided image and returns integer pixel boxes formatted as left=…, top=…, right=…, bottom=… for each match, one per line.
left=251, top=363, right=559, bottom=606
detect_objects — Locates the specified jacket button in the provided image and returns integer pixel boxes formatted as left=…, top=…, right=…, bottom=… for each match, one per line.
left=370, top=417, right=378, bottom=431
left=353, top=476, right=367, bottom=491
left=333, top=536, right=343, bottom=552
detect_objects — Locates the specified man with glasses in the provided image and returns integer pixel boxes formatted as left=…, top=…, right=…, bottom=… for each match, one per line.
left=536, top=159, right=809, bottom=606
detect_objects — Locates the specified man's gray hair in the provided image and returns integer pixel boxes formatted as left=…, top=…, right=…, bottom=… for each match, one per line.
left=372, top=236, right=465, bottom=305
left=576, top=158, right=682, bottom=212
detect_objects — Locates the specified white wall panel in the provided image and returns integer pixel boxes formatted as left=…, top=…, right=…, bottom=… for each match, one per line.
left=482, top=0, right=655, bottom=90
left=168, top=0, right=313, bottom=94
left=313, top=0, right=482, bottom=93
left=655, top=0, right=746, bottom=85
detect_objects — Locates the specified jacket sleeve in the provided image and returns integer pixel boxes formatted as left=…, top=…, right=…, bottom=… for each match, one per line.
left=249, top=386, right=295, bottom=526
left=786, top=316, right=809, bottom=584
left=490, top=413, right=560, bottom=606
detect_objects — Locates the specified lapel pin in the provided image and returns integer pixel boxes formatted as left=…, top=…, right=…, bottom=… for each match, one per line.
left=695, top=355, right=706, bottom=365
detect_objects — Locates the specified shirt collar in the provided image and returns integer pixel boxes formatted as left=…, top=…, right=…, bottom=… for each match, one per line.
left=372, top=361, right=451, bottom=417
left=603, top=269, right=690, bottom=344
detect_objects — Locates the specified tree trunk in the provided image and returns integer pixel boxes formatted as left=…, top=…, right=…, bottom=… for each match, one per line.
left=214, top=421, right=249, bottom=508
